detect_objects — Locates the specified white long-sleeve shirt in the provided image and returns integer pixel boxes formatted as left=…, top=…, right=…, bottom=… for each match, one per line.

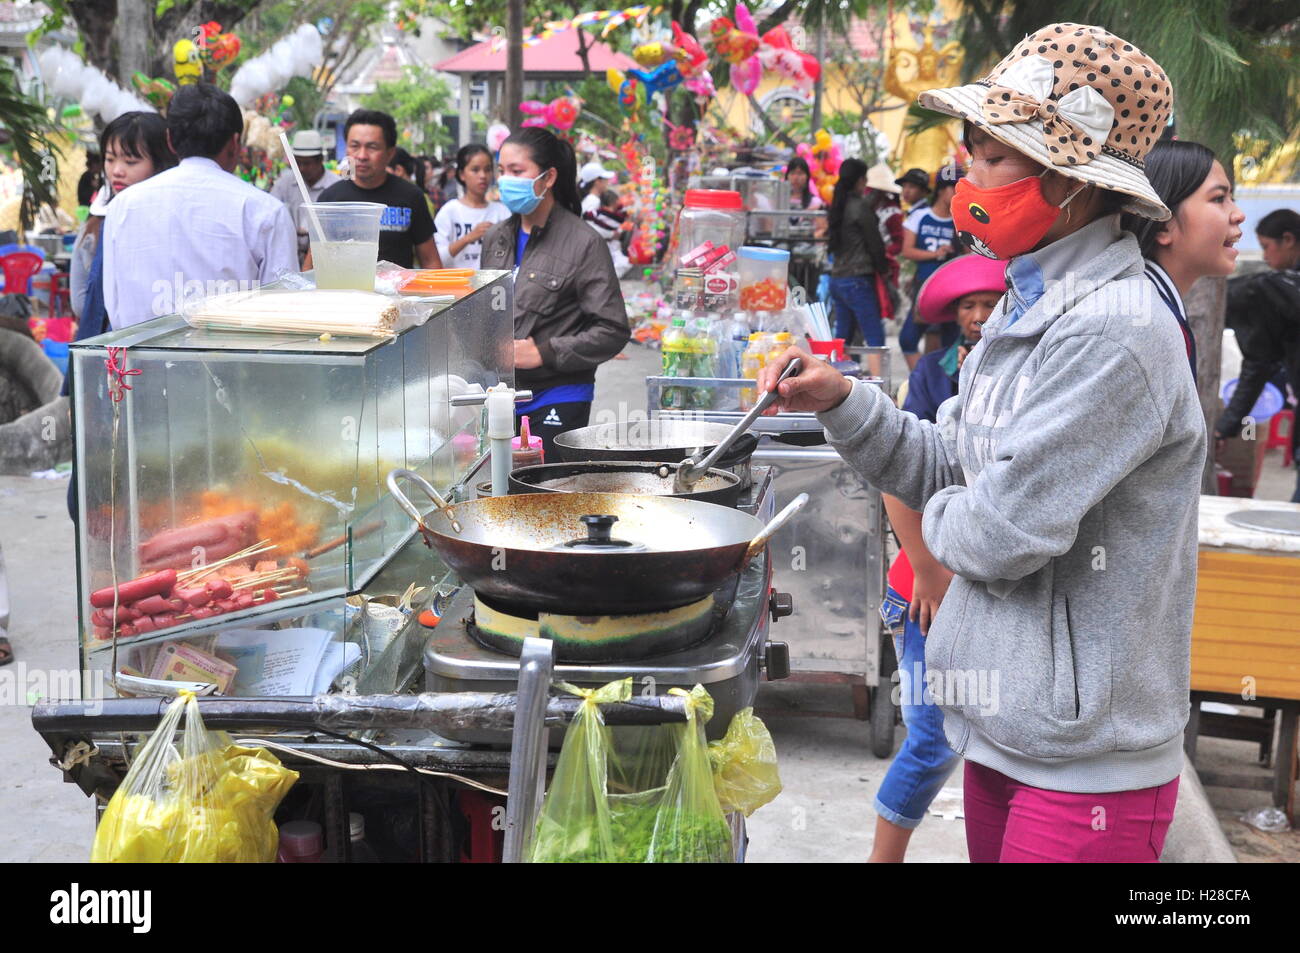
left=104, top=157, right=298, bottom=329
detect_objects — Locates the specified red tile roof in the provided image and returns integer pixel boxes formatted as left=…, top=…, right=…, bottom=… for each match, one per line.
left=434, top=31, right=636, bottom=74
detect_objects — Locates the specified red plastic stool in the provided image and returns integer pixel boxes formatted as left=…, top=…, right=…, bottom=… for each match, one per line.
left=1266, top=410, right=1294, bottom=466
left=34, top=270, right=71, bottom=317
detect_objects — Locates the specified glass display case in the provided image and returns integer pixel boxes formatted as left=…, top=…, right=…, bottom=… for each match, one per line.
left=69, top=272, right=513, bottom=685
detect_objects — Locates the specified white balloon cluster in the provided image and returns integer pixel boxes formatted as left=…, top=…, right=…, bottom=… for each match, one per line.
left=37, top=46, right=156, bottom=122
left=229, top=23, right=325, bottom=107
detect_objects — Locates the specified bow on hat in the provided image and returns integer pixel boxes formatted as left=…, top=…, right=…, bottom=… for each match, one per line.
left=982, top=55, right=1115, bottom=167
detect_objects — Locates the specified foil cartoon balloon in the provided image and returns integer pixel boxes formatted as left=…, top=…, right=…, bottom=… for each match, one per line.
left=628, top=61, right=682, bottom=98
left=671, top=21, right=708, bottom=77
left=607, top=68, right=646, bottom=115
left=487, top=122, right=511, bottom=153
left=633, top=42, right=673, bottom=68
left=132, top=71, right=176, bottom=109
left=719, top=3, right=762, bottom=95
left=173, top=38, right=203, bottom=85
left=519, top=96, right=581, bottom=130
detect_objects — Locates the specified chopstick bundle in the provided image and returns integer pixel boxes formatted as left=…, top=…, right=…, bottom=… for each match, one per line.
left=185, top=290, right=400, bottom=338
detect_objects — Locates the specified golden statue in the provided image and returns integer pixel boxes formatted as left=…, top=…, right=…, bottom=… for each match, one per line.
left=885, top=23, right=965, bottom=175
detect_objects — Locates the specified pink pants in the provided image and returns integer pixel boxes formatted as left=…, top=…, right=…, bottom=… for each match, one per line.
left=963, top=761, right=1180, bottom=863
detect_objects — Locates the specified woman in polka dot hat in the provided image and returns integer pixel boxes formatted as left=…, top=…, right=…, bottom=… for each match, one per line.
left=756, top=24, right=1207, bottom=862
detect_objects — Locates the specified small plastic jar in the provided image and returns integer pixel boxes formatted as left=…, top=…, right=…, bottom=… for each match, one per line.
left=738, top=246, right=791, bottom=312
left=676, top=190, right=746, bottom=265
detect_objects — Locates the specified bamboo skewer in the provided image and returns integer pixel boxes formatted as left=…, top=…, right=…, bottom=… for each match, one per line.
left=177, top=540, right=279, bottom=583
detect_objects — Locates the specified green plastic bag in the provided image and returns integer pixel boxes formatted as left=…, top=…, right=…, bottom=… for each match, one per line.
left=709, top=708, right=782, bottom=817
left=529, top=680, right=734, bottom=863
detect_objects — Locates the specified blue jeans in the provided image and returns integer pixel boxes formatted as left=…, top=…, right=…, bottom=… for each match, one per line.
left=830, top=275, right=884, bottom=346
left=875, top=586, right=960, bottom=829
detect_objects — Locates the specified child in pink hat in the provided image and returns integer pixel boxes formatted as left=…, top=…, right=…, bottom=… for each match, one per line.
left=873, top=253, right=1004, bottom=862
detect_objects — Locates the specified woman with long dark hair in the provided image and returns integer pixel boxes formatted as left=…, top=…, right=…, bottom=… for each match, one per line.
left=785, top=155, right=821, bottom=210
left=76, top=112, right=177, bottom=343
left=1138, top=143, right=1300, bottom=501
left=826, top=157, right=889, bottom=376
left=1121, top=139, right=1244, bottom=384
left=433, top=143, right=510, bottom=269
left=480, top=128, right=629, bottom=459
left=1254, top=209, right=1300, bottom=271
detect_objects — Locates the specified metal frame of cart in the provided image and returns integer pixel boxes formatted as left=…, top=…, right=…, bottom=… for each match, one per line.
left=644, top=346, right=901, bottom=756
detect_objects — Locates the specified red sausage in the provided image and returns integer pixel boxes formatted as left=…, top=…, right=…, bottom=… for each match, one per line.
left=257, top=589, right=280, bottom=604
left=190, top=606, right=216, bottom=620
left=137, top=512, right=256, bottom=566
left=89, top=569, right=177, bottom=609
left=150, top=614, right=177, bottom=630
left=91, top=605, right=134, bottom=626
left=234, top=593, right=255, bottom=610
left=175, top=587, right=211, bottom=607
left=92, top=626, right=110, bottom=640
left=205, top=578, right=233, bottom=599
left=216, top=599, right=240, bottom=614
left=117, top=624, right=138, bottom=638
left=132, top=595, right=173, bottom=616
left=131, top=618, right=155, bottom=634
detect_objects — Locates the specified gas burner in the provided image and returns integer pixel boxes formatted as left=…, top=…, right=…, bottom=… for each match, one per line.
left=466, top=589, right=723, bottom=663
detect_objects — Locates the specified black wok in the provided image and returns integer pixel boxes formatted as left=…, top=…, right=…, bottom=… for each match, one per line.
left=553, top=419, right=825, bottom=467
left=387, top=469, right=805, bottom=616
left=508, top=461, right=744, bottom=508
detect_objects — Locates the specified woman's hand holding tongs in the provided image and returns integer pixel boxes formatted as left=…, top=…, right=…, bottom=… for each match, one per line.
left=757, top=346, right=855, bottom=415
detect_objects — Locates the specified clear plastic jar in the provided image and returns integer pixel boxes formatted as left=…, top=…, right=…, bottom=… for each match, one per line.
left=738, top=246, right=790, bottom=312
left=675, top=190, right=746, bottom=266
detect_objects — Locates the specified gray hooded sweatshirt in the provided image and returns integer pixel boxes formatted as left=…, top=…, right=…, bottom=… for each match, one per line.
left=819, top=215, right=1205, bottom=792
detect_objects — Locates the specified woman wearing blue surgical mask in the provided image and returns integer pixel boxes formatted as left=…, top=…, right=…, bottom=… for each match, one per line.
left=481, top=128, right=630, bottom=461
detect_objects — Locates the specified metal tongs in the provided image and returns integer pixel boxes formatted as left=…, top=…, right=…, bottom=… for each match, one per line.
left=673, top=357, right=802, bottom=494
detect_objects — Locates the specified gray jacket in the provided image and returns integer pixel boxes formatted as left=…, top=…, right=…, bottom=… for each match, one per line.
left=482, top=205, right=629, bottom=393
left=820, top=216, right=1205, bottom=792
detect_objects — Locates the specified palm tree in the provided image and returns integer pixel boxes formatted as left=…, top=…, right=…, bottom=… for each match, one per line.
left=0, top=63, right=62, bottom=233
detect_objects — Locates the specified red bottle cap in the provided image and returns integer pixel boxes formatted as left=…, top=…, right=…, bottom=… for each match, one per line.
left=684, top=189, right=743, bottom=211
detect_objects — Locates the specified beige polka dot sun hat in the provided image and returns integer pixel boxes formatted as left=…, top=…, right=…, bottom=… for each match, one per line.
left=917, top=23, right=1174, bottom=221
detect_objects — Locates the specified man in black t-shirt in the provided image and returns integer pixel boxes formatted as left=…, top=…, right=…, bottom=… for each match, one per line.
left=312, top=109, right=440, bottom=270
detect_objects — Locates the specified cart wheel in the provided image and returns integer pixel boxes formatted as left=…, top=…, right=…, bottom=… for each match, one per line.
left=870, top=630, right=899, bottom=759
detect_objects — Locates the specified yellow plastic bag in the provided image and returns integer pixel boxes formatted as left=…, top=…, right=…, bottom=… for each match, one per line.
left=92, top=692, right=298, bottom=863
left=529, top=680, right=734, bottom=863
left=709, top=708, right=782, bottom=816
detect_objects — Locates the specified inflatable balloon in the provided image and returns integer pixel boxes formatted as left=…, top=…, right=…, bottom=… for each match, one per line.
left=173, top=38, right=202, bottom=85
left=671, top=21, right=708, bottom=77
left=628, top=61, right=682, bottom=98
left=684, top=69, right=716, bottom=101
left=608, top=69, right=646, bottom=115
left=708, top=16, right=759, bottom=65
left=633, top=42, right=673, bottom=68
left=132, top=71, right=176, bottom=110
left=518, top=96, right=581, bottom=130
left=729, top=57, right=761, bottom=96
left=487, top=122, right=511, bottom=153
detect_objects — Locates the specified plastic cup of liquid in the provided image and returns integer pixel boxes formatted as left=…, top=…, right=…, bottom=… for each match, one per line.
left=307, top=202, right=384, bottom=291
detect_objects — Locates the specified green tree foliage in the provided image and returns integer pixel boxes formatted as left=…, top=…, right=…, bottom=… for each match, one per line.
left=363, top=65, right=455, bottom=151
left=953, top=0, right=1300, bottom=162
left=1, top=63, right=63, bottom=231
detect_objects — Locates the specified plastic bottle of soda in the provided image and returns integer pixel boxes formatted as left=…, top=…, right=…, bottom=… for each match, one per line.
left=688, top=314, right=716, bottom=409
left=740, top=332, right=769, bottom=411
left=661, top=316, right=690, bottom=409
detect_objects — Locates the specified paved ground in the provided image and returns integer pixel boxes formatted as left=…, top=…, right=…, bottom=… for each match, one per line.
left=1, top=289, right=1295, bottom=863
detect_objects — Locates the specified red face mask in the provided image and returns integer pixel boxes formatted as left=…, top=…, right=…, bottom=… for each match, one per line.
left=952, top=172, right=1086, bottom=260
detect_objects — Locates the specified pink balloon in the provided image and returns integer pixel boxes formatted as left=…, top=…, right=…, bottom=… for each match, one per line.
left=734, top=2, right=757, bottom=36
left=730, top=57, right=761, bottom=96
left=518, top=100, right=547, bottom=115
left=520, top=117, right=546, bottom=128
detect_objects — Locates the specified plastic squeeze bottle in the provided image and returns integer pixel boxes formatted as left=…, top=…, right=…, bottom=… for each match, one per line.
left=512, top=415, right=544, bottom=468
